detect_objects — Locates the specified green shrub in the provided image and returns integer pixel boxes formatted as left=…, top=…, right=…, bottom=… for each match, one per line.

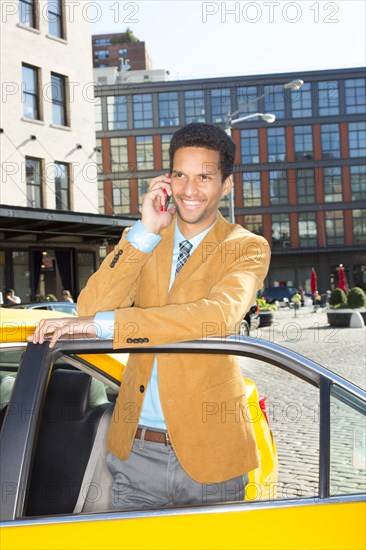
left=257, top=298, right=278, bottom=312
left=329, top=288, right=347, bottom=308
left=347, top=287, right=366, bottom=309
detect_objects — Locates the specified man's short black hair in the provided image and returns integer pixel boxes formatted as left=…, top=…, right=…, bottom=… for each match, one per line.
left=169, top=123, right=236, bottom=181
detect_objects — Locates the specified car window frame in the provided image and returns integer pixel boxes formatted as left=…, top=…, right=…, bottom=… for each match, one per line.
left=1, top=337, right=365, bottom=525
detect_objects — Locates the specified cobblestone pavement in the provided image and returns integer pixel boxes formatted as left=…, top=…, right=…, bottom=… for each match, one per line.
left=239, top=305, right=366, bottom=500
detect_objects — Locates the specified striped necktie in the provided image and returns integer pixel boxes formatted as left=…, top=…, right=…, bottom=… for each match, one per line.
left=175, top=240, right=193, bottom=276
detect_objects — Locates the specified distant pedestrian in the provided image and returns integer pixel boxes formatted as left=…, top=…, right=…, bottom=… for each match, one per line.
left=5, top=288, right=21, bottom=305
left=62, top=290, right=74, bottom=303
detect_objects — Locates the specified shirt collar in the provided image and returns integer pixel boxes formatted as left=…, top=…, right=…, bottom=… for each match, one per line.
left=174, top=216, right=217, bottom=252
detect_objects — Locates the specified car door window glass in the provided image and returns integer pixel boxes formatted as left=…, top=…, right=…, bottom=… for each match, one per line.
left=330, top=384, right=366, bottom=496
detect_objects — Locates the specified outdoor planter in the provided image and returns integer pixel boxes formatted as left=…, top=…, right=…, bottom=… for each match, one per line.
left=327, top=309, right=366, bottom=327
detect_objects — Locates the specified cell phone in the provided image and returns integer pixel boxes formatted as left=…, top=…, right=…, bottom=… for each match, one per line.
left=160, top=176, right=171, bottom=211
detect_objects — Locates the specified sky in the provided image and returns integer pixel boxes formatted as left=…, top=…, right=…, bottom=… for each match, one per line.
left=90, top=0, right=366, bottom=80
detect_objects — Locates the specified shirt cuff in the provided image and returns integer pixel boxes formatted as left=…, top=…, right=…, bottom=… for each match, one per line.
left=94, top=311, right=115, bottom=339
left=126, top=220, right=162, bottom=253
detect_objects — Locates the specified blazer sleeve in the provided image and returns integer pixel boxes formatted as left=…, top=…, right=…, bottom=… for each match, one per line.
left=77, top=231, right=152, bottom=316
left=112, top=234, right=271, bottom=349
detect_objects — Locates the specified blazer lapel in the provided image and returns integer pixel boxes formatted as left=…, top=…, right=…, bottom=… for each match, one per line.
left=155, top=223, right=175, bottom=305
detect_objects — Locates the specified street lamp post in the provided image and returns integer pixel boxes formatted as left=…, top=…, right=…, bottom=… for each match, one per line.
left=225, top=79, right=304, bottom=224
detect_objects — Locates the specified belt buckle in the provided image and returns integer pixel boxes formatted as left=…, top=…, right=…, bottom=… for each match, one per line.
left=164, top=432, right=170, bottom=446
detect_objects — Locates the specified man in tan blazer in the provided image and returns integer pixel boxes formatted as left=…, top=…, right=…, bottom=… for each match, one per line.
left=31, top=123, right=270, bottom=510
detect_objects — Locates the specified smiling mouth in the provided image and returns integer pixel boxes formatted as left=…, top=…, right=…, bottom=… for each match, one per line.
left=180, top=198, right=205, bottom=209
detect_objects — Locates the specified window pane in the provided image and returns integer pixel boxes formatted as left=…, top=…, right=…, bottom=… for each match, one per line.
left=352, top=209, right=366, bottom=245
left=321, top=124, right=340, bottom=159
left=48, top=0, right=63, bottom=38
left=348, top=122, right=366, bottom=158
left=291, top=82, right=312, bottom=117
left=240, top=129, right=260, bottom=164
left=95, top=98, right=102, bottom=131
left=107, top=96, right=128, bottom=130
left=54, top=162, right=69, bottom=210
left=345, top=78, right=366, bottom=114
left=26, top=157, right=42, bottom=208
left=110, top=137, right=128, bottom=172
left=184, top=90, right=205, bottom=123
left=318, top=81, right=339, bottom=116
left=20, top=0, right=35, bottom=27
left=271, top=213, right=290, bottom=249
left=12, top=251, right=31, bottom=302
left=350, top=166, right=366, bottom=201
left=112, top=180, right=131, bottom=214
left=133, top=94, right=153, bottom=128
left=51, top=74, right=66, bottom=126
left=22, top=65, right=39, bottom=120
left=324, top=167, right=342, bottom=202
left=236, top=86, right=258, bottom=115
left=264, top=85, right=285, bottom=119
left=294, top=126, right=313, bottom=160
left=244, top=214, right=263, bottom=235
left=269, top=170, right=288, bottom=205
left=267, top=128, right=286, bottom=162
left=296, top=168, right=315, bottom=204
left=330, top=385, right=366, bottom=495
left=161, top=134, right=172, bottom=170
left=158, top=92, right=179, bottom=127
left=136, top=136, right=154, bottom=170
left=210, top=88, right=231, bottom=124
left=242, top=171, right=261, bottom=207
left=298, top=212, right=317, bottom=248
left=325, top=210, right=344, bottom=245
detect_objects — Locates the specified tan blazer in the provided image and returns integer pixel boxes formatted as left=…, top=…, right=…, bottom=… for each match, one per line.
left=78, top=213, right=271, bottom=483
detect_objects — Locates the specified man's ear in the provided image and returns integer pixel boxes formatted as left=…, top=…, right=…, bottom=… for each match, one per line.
left=222, top=175, right=233, bottom=196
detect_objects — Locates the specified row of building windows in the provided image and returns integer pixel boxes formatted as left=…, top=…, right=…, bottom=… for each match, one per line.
left=25, top=157, right=71, bottom=209
left=20, top=0, right=64, bottom=39
left=95, top=78, right=366, bottom=131
left=22, top=64, right=68, bottom=125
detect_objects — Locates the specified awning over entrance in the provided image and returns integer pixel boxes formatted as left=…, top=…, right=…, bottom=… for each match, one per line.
left=0, top=205, right=139, bottom=244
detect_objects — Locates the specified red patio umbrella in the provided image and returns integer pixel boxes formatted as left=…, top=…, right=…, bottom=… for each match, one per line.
left=337, top=265, right=347, bottom=292
left=310, top=268, right=317, bottom=295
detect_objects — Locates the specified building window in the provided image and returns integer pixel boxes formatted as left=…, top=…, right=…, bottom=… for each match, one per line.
left=19, top=0, right=36, bottom=27
left=236, top=86, right=258, bottom=115
left=138, top=178, right=150, bottom=210
left=269, top=170, right=288, bottom=204
left=107, top=96, right=127, bottom=130
left=94, top=50, right=110, bottom=60
left=136, top=136, right=154, bottom=170
left=271, top=214, right=290, bottom=249
left=118, top=48, right=128, bottom=56
left=264, top=85, right=285, bottom=119
left=98, top=181, right=105, bottom=213
left=244, top=214, right=263, bottom=235
left=95, top=138, right=103, bottom=174
left=296, top=168, right=315, bottom=204
left=350, top=165, right=366, bottom=201
left=321, top=123, right=340, bottom=159
left=94, top=38, right=111, bottom=45
left=298, top=212, right=317, bottom=248
left=242, top=171, right=261, bottom=207
left=158, top=92, right=179, bottom=127
left=294, top=125, right=313, bottom=160
left=54, top=162, right=70, bottom=210
left=324, top=167, right=342, bottom=202
left=240, top=129, right=259, bottom=164
left=318, top=81, right=339, bottom=116
left=267, top=128, right=286, bottom=162
left=161, top=134, right=172, bottom=170
left=22, top=64, right=40, bottom=120
left=48, top=0, right=63, bottom=38
left=218, top=193, right=230, bottom=210
left=12, top=251, right=30, bottom=303
left=133, top=94, right=153, bottom=128
left=110, top=137, right=128, bottom=172
left=291, top=82, right=312, bottom=118
left=210, top=88, right=231, bottom=124
left=325, top=210, right=344, bottom=245
left=345, top=78, right=366, bottom=114
left=112, top=179, right=131, bottom=214
left=26, top=157, right=42, bottom=208
left=94, top=97, right=102, bottom=131
left=51, top=73, right=67, bottom=126
left=348, top=122, right=366, bottom=158
left=352, top=209, right=366, bottom=245
left=184, top=90, right=205, bottom=123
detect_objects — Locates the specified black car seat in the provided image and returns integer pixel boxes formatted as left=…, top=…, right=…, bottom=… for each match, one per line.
left=25, top=369, right=112, bottom=516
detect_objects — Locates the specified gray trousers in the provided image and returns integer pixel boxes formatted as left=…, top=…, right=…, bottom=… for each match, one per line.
left=107, top=434, right=248, bottom=511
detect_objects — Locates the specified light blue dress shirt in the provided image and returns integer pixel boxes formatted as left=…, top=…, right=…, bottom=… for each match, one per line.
left=94, top=218, right=215, bottom=429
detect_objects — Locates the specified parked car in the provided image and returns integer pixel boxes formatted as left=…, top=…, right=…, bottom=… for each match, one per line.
left=261, top=286, right=300, bottom=306
left=0, top=309, right=365, bottom=550
left=3, top=301, right=77, bottom=316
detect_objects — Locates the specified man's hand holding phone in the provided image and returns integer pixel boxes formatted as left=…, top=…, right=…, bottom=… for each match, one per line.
left=141, top=173, right=176, bottom=234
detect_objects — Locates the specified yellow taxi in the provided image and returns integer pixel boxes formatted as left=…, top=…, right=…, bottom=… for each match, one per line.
left=0, top=308, right=364, bottom=550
